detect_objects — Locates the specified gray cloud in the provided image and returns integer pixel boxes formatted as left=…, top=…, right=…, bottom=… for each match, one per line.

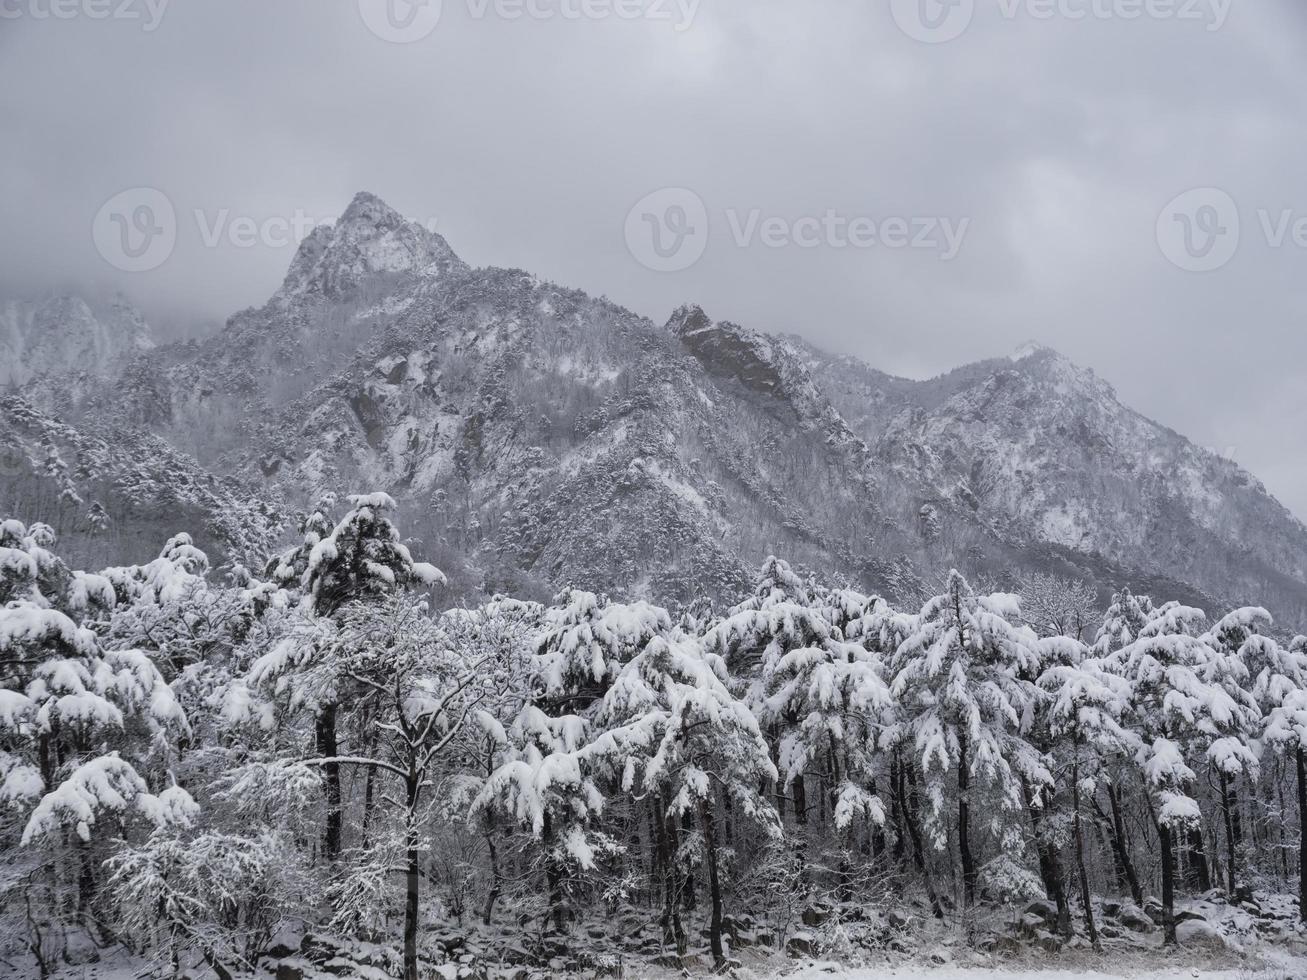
left=3, top=0, right=1307, bottom=513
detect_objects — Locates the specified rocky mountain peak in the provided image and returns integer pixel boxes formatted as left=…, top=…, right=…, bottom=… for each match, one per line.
left=276, top=191, right=468, bottom=303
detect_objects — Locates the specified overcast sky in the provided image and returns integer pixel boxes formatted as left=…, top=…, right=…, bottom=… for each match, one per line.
left=3, top=1, right=1307, bottom=515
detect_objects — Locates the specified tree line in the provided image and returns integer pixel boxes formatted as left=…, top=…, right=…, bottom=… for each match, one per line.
left=2, top=494, right=1306, bottom=979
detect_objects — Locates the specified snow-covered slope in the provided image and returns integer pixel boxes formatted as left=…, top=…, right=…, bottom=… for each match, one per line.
left=795, top=339, right=1307, bottom=624
left=0, top=292, right=154, bottom=385
left=13, top=192, right=1307, bottom=622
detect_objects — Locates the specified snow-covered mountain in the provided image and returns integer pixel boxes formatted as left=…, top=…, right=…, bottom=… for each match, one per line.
left=0, top=291, right=154, bottom=386
left=7, top=192, right=1307, bottom=622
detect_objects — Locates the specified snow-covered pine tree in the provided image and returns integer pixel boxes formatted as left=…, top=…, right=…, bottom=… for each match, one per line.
left=1200, top=607, right=1274, bottom=897
left=888, top=570, right=1048, bottom=908
left=0, top=521, right=194, bottom=960
left=533, top=588, right=671, bottom=711
left=757, top=596, right=894, bottom=897
left=250, top=492, right=444, bottom=860
left=471, top=703, right=607, bottom=939
left=1092, top=588, right=1153, bottom=658
left=588, top=627, right=779, bottom=968
left=1039, top=644, right=1138, bottom=946
left=1101, top=601, right=1258, bottom=943
left=1254, top=633, right=1307, bottom=921
left=704, top=557, right=837, bottom=826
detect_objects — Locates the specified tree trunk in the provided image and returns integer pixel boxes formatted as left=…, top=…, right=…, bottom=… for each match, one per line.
left=1024, top=781, right=1070, bottom=939
left=890, top=758, right=908, bottom=866
left=701, top=802, right=726, bottom=971
left=904, top=763, right=944, bottom=918
left=1187, top=824, right=1212, bottom=892
left=316, top=704, right=341, bottom=861
left=1219, top=770, right=1237, bottom=897
left=652, top=800, right=684, bottom=954
left=793, top=773, right=808, bottom=826
left=957, top=730, right=976, bottom=906
left=1275, top=760, right=1290, bottom=885
left=403, top=769, right=420, bottom=980
left=540, top=812, right=569, bottom=935
left=360, top=761, right=376, bottom=847
left=482, top=830, right=502, bottom=926
left=1071, top=761, right=1099, bottom=948
left=1297, top=749, right=1307, bottom=924
left=1159, top=822, right=1177, bottom=946
left=680, top=811, right=697, bottom=912
left=1105, top=783, right=1144, bottom=905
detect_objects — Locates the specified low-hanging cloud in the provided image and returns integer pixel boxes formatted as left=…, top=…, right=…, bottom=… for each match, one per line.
left=2, top=0, right=1306, bottom=514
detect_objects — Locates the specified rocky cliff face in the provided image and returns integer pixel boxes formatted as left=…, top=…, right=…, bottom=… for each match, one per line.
left=6, top=192, right=1305, bottom=623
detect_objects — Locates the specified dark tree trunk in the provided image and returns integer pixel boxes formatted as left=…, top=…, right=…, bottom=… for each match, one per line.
left=1025, top=781, right=1070, bottom=939
left=1187, top=824, right=1212, bottom=892
left=1105, top=783, right=1144, bottom=905
left=1071, top=761, right=1099, bottom=948
left=653, top=800, right=685, bottom=953
left=1219, top=770, right=1238, bottom=896
left=904, top=764, right=943, bottom=918
left=403, top=770, right=420, bottom=980
left=1297, top=749, right=1307, bottom=924
left=542, top=813, right=569, bottom=936
left=701, top=802, right=726, bottom=971
left=316, top=704, right=341, bottom=861
left=957, top=730, right=976, bottom=907
left=482, top=830, right=502, bottom=926
left=1160, top=822, right=1177, bottom=946
left=360, top=761, right=376, bottom=847
left=890, top=758, right=908, bottom=866
left=793, top=773, right=808, bottom=826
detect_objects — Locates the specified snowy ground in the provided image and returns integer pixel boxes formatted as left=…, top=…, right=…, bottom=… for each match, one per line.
left=783, top=969, right=1301, bottom=980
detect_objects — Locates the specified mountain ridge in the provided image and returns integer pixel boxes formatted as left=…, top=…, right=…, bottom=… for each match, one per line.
left=4, top=192, right=1305, bottom=624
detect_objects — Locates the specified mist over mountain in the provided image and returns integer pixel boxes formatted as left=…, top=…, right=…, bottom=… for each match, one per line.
left=4, top=192, right=1306, bottom=624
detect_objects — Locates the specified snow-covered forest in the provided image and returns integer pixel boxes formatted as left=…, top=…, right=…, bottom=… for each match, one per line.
left=3, top=492, right=1307, bottom=979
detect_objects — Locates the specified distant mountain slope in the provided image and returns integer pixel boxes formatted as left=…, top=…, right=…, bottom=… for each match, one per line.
left=791, top=338, right=1307, bottom=622
left=0, top=395, right=282, bottom=569
left=1, top=292, right=154, bottom=385
left=5, top=192, right=1305, bottom=624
